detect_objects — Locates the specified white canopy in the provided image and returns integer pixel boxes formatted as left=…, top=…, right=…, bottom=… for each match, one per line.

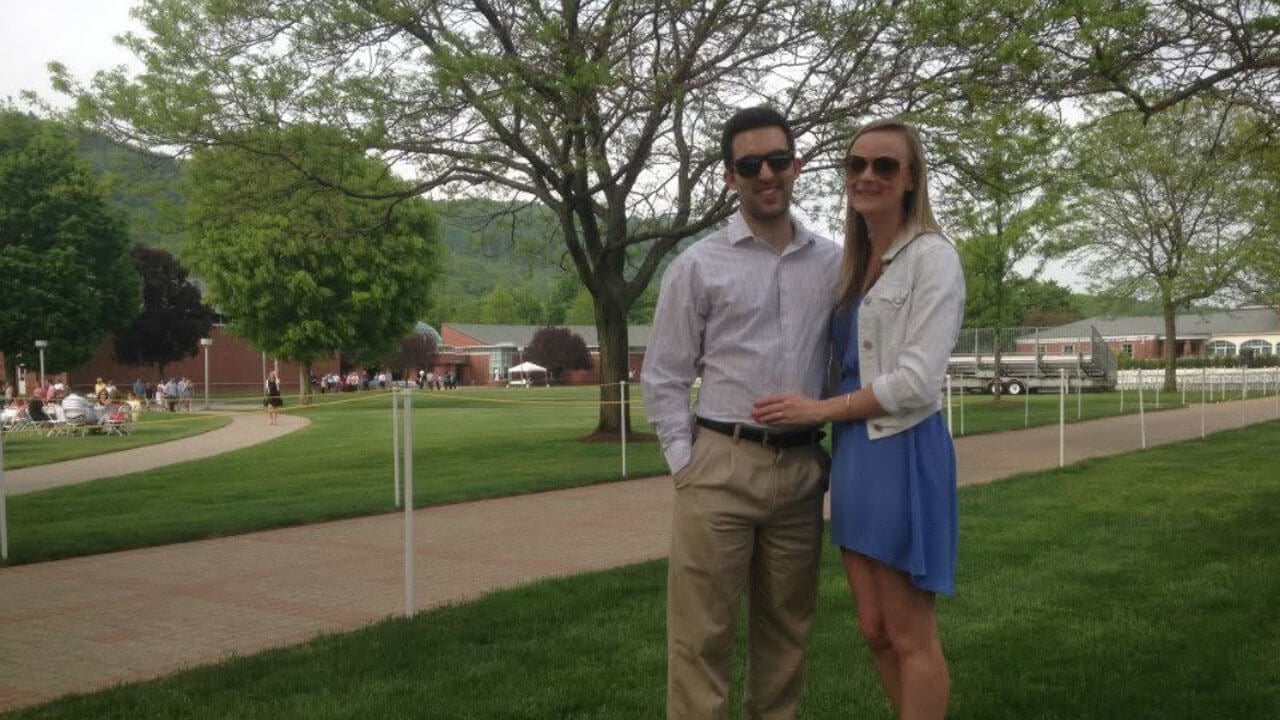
left=508, top=361, right=548, bottom=375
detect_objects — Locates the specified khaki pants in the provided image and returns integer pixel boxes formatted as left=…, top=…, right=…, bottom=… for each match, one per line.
left=668, top=428, right=828, bottom=720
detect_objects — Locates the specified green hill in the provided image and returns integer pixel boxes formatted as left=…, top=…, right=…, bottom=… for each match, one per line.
left=77, top=130, right=188, bottom=254
left=74, top=134, right=686, bottom=327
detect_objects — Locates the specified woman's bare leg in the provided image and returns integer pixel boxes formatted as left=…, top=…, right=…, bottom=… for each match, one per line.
left=842, top=550, right=903, bottom=716
left=873, top=563, right=949, bottom=720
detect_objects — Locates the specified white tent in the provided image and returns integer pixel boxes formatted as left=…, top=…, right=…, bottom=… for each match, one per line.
left=508, top=361, right=548, bottom=387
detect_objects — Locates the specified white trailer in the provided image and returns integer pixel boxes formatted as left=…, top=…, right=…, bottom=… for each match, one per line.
left=947, top=326, right=1117, bottom=394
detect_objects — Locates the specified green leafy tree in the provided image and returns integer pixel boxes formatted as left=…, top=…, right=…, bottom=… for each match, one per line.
left=65, top=0, right=973, bottom=434
left=919, top=1, right=1280, bottom=121
left=0, top=111, right=140, bottom=378
left=383, top=333, right=439, bottom=379
left=935, top=105, right=1067, bottom=398
left=1015, top=279, right=1082, bottom=327
left=565, top=288, right=597, bottom=326
left=184, top=126, right=441, bottom=401
left=1049, top=101, right=1271, bottom=391
left=544, top=274, right=584, bottom=326
left=525, top=327, right=593, bottom=382
left=1238, top=119, right=1280, bottom=307
left=479, top=287, right=520, bottom=325
left=113, top=244, right=216, bottom=378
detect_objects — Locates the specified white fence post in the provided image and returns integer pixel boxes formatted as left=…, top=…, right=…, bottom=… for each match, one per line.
left=1201, top=366, right=1207, bottom=439
left=1076, top=369, right=1082, bottom=419
left=392, top=386, right=401, bottom=507
left=1241, top=367, right=1248, bottom=424
left=620, top=381, right=629, bottom=478
left=1, top=430, right=8, bottom=562
left=1059, top=369, right=1066, bottom=467
left=403, top=388, right=415, bottom=618
left=1138, top=368, right=1147, bottom=450
left=1023, top=376, right=1030, bottom=428
left=945, top=375, right=953, bottom=436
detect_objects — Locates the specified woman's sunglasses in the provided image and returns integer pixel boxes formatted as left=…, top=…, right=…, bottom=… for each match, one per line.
left=844, top=154, right=903, bottom=179
left=732, top=151, right=795, bottom=178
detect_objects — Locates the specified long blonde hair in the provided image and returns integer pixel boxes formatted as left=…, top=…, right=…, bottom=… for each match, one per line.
left=837, top=119, right=942, bottom=313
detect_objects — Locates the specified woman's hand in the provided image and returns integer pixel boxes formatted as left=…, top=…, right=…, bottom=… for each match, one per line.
left=751, top=393, right=826, bottom=426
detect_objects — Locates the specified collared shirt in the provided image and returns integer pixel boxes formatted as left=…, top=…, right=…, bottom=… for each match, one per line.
left=642, top=210, right=842, bottom=474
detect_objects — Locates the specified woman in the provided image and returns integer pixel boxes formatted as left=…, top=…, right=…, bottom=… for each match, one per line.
left=264, top=370, right=284, bottom=425
left=752, top=119, right=964, bottom=720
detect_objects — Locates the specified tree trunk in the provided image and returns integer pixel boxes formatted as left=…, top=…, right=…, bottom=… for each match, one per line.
left=594, top=295, right=631, bottom=435
left=1161, top=300, right=1178, bottom=393
left=298, top=362, right=313, bottom=406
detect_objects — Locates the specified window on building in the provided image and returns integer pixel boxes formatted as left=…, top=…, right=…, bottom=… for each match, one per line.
left=1206, top=340, right=1237, bottom=357
left=1120, top=343, right=1134, bottom=356
left=1241, top=339, right=1274, bottom=357
left=1062, top=344, right=1075, bottom=354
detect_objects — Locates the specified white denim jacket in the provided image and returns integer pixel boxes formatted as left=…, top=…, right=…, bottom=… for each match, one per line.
left=857, top=231, right=965, bottom=440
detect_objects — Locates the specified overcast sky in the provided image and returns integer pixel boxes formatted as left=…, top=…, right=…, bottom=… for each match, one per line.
left=0, top=0, right=1086, bottom=291
left=0, top=0, right=141, bottom=109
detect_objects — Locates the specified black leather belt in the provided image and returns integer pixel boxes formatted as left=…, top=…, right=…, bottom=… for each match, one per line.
left=695, top=417, right=825, bottom=449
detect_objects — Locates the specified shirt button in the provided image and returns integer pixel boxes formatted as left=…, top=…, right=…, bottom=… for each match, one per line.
left=863, top=340, right=873, bottom=350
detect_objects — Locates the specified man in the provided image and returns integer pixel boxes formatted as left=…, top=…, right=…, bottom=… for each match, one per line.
left=61, top=388, right=100, bottom=426
left=642, top=106, right=841, bottom=720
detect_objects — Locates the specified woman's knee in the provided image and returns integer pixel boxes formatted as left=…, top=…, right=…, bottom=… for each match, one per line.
left=856, top=614, right=892, bottom=654
left=881, top=607, right=940, bottom=659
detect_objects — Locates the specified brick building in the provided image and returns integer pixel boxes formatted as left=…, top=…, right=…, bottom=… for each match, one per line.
left=438, top=323, right=650, bottom=386
left=62, top=325, right=341, bottom=397
left=1018, top=307, right=1280, bottom=360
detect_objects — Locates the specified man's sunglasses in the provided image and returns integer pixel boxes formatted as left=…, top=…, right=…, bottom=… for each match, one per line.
left=732, top=152, right=795, bottom=178
left=844, top=154, right=903, bottom=179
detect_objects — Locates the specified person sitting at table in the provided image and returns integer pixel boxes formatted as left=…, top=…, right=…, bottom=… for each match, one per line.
left=27, top=392, right=50, bottom=422
left=62, top=389, right=100, bottom=425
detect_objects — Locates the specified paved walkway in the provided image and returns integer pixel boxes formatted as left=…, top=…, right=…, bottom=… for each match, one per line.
left=0, top=397, right=1276, bottom=712
left=5, top=411, right=310, bottom=495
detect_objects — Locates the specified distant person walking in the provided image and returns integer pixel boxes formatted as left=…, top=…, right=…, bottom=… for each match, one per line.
left=264, top=371, right=284, bottom=425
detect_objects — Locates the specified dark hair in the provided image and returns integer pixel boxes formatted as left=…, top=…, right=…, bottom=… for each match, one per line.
left=720, top=106, right=795, bottom=167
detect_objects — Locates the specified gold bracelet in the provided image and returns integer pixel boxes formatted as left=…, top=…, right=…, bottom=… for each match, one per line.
left=844, top=392, right=852, bottom=414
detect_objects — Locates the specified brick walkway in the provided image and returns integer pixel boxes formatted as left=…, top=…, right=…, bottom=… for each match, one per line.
left=0, top=396, right=1276, bottom=712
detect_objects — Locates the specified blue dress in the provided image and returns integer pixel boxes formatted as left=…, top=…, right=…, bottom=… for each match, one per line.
left=830, top=304, right=958, bottom=595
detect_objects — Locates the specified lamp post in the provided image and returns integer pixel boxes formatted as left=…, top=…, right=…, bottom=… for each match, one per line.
left=200, top=338, right=213, bottom=409
left=34, top=340, right=48, bottom=387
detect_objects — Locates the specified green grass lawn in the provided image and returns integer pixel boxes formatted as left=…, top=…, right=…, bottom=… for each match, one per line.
left=4, top=385, right=1276, bottom=566
left=1, top=413, right=230, bottom=469
left=7, top=422, right=1276, bottom=720
left=2, top=388, right=669, bottom=564
left=945, top=385, right=1198, bottom=435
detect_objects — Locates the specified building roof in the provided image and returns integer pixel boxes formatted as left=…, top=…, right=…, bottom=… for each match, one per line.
left=1037, top=307, right=1280, bottom=340
left=443, top=323, right=653, bottom=349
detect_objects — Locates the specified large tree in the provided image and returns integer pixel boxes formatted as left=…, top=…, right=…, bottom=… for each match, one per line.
left=525, top=326, right=593, bottom=382
left=933, top=104, right=1067, bottom=397
left=1049, top=101, right=1272, bottom=391
left=183, top=125, right=442, bottom=401
left=921, top=1, right=1280, bottom=120
left=113, top=244, right=217, bottom=378
left=0, top=111, right=140, bottom=379
left=63, top=0, right=970, bottom=433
